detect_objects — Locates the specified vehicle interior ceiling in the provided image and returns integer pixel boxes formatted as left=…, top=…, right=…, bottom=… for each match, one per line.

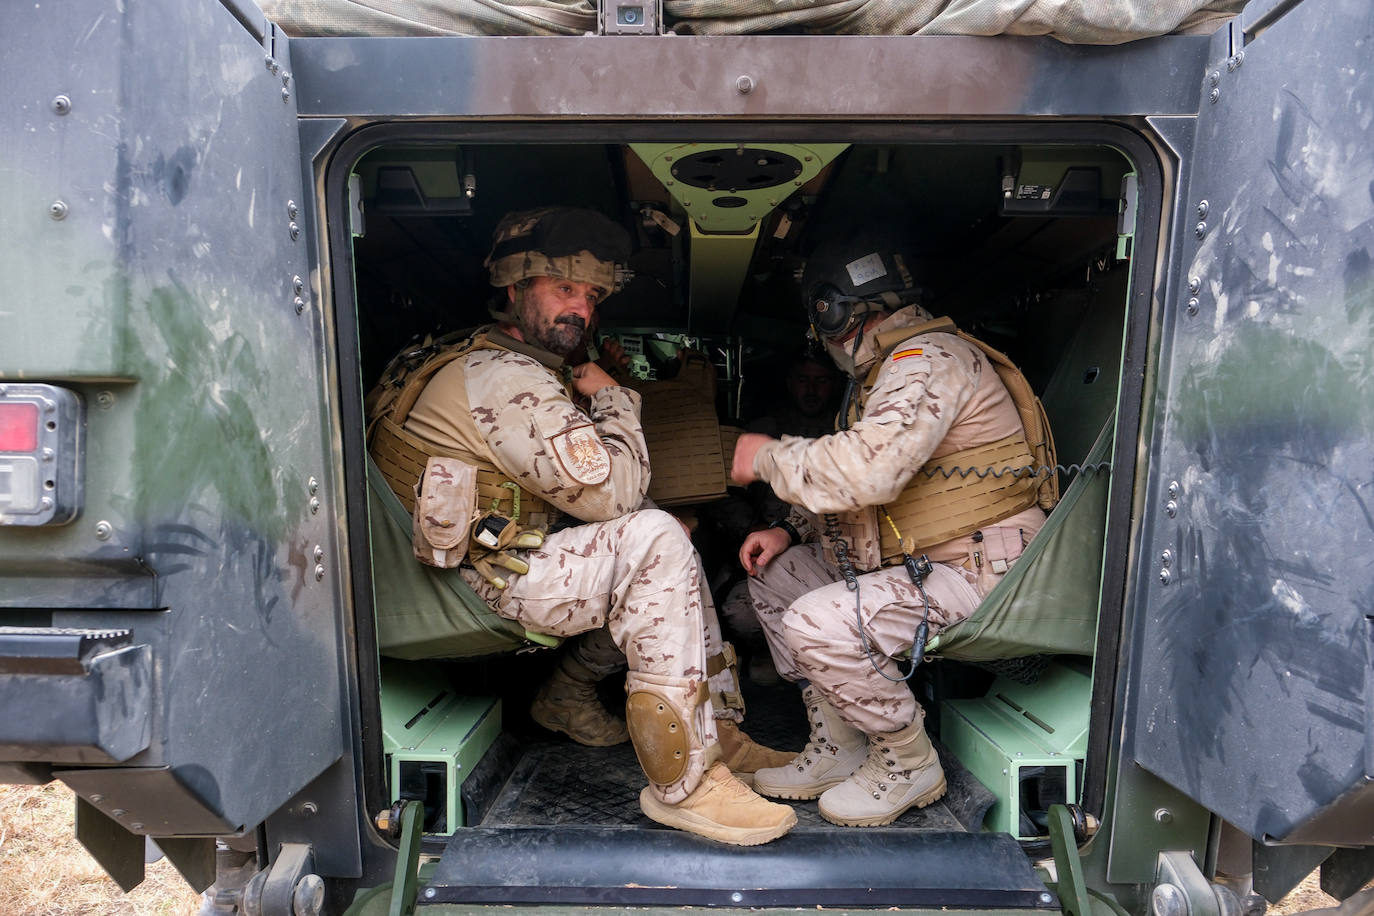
left=347, top=138, right=1134, bottom=846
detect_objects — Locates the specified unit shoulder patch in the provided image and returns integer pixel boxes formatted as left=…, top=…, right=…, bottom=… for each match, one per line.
left=551, top=424, right=611, bottom=485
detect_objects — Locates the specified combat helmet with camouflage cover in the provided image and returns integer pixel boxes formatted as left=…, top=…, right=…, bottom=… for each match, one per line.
left=485, top=206, right=632, bottom=321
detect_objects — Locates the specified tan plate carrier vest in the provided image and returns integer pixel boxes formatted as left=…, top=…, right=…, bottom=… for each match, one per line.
left=851, top=317, right=1059, bottom=566
left=366, top=332, right=565, bottom=532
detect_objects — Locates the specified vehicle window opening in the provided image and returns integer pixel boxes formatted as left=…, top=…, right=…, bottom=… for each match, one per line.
left=340, top=134, right=1138, bottom=858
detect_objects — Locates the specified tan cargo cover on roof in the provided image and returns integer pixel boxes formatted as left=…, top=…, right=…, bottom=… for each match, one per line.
left=261, top=0, right=1244, bottom=43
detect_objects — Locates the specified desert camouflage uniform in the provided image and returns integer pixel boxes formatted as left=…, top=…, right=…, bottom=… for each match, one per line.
left=405, top=328, right=718, bottom=803
left=543, top=562, right=748, bottom=726
left=748, top=305, right=1045, bottom=734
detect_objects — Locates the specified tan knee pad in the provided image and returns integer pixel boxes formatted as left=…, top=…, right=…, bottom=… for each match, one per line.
left=625, top=671, right=714, bottom=803
left=626, top=686, right=692, bottom=784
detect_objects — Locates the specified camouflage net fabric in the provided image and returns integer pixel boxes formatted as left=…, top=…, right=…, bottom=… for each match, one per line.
left=662, top=0, right=1245, bottom=41
left=260, top=0, right=597, bottom=36
left=261, top=0, right=1245, bottom=41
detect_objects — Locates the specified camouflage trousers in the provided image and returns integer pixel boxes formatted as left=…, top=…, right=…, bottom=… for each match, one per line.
left=746, top=543, right=983, bottom=734
left=461, top=508, right=717, bottom=802
left=548, top=556, right=746, bottom=725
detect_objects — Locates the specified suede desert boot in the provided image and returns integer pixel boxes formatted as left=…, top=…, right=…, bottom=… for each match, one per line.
left=816, top=717, right=947, bottom=827
left=529, top=656, right=629, bottom=746
left=639, top=762, right=797, bottom=846
left=752, top=684, right=867, bottom=800
left=715, top=719, right=794, bottom=786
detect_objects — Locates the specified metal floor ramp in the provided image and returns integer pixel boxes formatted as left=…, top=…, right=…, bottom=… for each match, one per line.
left=421, top=826, right=1057, bottom=908
left=413, top=682, right=1054, bottom=909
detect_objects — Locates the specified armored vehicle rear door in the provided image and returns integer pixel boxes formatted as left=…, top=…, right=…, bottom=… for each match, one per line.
left=1127, top=0, right=1373, bottom=850
left=0, top=0, right=355, bottom=890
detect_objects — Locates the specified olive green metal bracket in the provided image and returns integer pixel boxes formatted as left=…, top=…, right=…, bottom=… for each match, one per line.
left=1049, top=804, right=1092, bottom=916
left=627, top=141, right=849, bottom=334
left=521, top=629, right=562, bottom=648
left=388, top=800, right=424, bottom=916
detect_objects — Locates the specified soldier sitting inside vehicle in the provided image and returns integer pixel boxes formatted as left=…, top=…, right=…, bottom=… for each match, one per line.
left=369, top=206, right=796, bottom=846
left=730, top=237, right=1053, bottom=828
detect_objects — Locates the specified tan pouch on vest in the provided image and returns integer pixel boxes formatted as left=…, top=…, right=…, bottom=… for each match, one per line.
left=412, top=457, right=478, bottom=569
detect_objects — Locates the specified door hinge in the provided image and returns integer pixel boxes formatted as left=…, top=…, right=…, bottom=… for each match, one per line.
left=1117, top=172, right=1138, bottom=261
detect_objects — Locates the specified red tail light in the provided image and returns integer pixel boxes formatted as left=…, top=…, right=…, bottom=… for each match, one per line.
left=0, top=402, right=39, bottom=452
left=0, top=385, right=82, bottom=525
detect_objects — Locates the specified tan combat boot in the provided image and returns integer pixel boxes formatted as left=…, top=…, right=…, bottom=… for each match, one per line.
left=816, top=716, right=947, bottom=827
left=626, top=670, right=796, bottom=846
left=530, top=656, right=629, bottom=747
left=752, top=684, right=868, bottom=800
left=705, top=644, right=793, bottom=785
left=639, top=763, right=797, bottom=846
left=715, top=719, right=794, bottom=786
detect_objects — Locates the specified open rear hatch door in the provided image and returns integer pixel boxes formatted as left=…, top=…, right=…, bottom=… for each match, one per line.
left=1126, top=0, right=1374, bottom=857
left=0, top=0, right=356, bottom=892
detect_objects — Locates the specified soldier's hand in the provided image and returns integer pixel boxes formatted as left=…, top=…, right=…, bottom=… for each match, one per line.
left=730, top=432, right=772, bottom=485
left=740, top=527, right=791, bottom=576
left=571, top=361, right=618, bottom=398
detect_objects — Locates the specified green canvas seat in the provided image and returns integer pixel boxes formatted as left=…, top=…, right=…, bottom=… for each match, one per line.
left=924, top=416, right=1112, bottom=661
left=368, top=456, right=558, bottom=660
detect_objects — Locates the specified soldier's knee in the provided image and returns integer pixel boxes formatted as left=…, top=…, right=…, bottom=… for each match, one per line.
left=779, top=604, right=810, bottom=647
left=783, top=592, right=844, bottom=644
left=627, top=508, right=692, bottom=546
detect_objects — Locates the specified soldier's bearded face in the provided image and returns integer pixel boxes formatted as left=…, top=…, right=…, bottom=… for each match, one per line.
left=513, top=276, right=603, bottom=356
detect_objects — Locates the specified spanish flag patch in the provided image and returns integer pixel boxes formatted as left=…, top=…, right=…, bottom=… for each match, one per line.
left=892, top=348, right=924, bottom=361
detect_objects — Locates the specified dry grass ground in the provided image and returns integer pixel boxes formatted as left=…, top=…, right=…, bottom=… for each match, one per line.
left=0, top=783, right=202, bottom=916
left=0, top=780, right=1361, bottom=916
left=1270, top=872, right=1344, bottom=915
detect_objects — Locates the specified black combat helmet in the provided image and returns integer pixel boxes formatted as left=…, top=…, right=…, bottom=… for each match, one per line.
left=801, top=237, right=920, bottom=339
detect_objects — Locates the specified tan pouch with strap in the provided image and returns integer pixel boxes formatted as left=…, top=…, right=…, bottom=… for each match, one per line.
left=366, top=331, right=563, bottom=531
left=412, top=456, right=478, bottom=569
